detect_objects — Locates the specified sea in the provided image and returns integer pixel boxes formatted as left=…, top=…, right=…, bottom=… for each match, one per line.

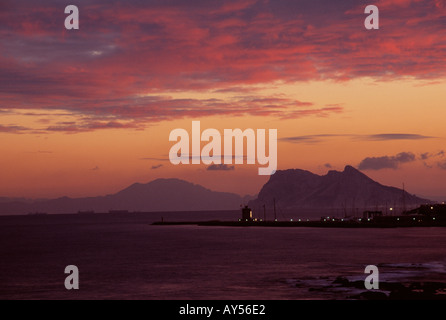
left=0, top=211, right=446, bottom=300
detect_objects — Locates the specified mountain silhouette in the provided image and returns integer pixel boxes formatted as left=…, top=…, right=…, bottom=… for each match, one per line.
left=0, top=179, right=245, bottom=215
left=0, top=167, right=432, bottom=215
left=248, top=165, right=430, bottom=215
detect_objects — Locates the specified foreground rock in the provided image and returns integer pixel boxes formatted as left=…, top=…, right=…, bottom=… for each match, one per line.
left=333, top=277, right=446, bottom=300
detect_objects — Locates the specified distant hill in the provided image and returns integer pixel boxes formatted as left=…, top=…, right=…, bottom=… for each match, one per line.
left=0, top=179, right=245, bottom=215
left=0, top=197, right=32, bottom=203
left=248, top=165, right=431, bottom=216
left=0, top=168, right=433, bottom=216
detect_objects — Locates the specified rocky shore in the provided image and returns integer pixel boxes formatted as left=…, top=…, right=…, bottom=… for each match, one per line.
left=332, top=276, right=446, bottom=300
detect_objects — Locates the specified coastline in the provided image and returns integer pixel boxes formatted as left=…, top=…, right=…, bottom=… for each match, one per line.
left=152, top=218, right=446, bottom=228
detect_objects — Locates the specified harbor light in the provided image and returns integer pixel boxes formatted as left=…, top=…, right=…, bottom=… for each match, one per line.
left=290, top=219, right=293, bottom=222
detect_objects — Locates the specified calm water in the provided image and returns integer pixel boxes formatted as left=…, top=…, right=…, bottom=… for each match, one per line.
left=0, top=212, right=445, bottom=300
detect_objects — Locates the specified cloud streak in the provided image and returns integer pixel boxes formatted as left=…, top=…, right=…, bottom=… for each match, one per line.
left=358, top=150, right=446, bottom=171
left=438, top=161, right=446, bottom=170
left=358, top=152, right=416, bottom=170
left=0, top=124, right=30, bottom=134
left=281, top=133, right=435, bottom=144
left=365, top=134, right=434, bottom=141
left=206, top=164, right=235, bottom=171
left=280, top=134, right=348, bottom=144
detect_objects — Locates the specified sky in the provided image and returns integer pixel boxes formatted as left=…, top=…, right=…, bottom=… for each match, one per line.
left=0, top=0, right=446, bottom=200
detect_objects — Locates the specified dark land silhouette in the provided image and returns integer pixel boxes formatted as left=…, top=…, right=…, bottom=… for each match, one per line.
left=0, top=166, right=433, bottom=215
left=0, top=179, right=252, bottom=215
left=249, top=165, right=430, bottom=216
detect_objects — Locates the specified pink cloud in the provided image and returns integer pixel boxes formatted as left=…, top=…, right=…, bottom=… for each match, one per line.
left=0, top=0, right=444, bottom=132
left=0, top=124, right=30, bottom=134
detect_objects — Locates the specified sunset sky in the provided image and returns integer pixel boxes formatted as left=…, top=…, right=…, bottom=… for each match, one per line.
left=1, top=0, right=446, bottom=200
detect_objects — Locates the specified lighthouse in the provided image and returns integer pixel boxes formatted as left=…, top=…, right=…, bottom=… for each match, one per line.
left=242, top=206, right=253, bottom=221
